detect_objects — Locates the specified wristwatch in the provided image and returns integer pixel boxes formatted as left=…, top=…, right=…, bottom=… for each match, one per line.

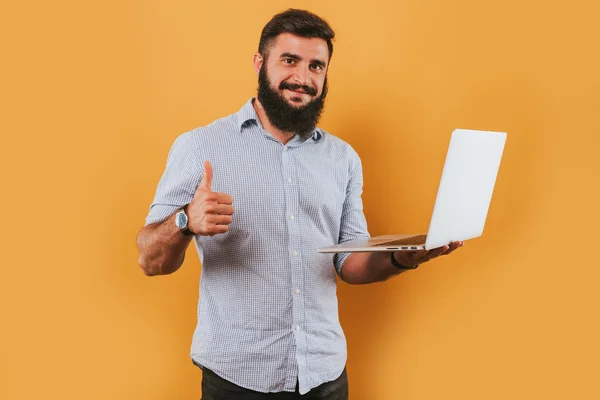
left=175, top=205, right=195, bottom=236
left=390, top=252, right=419, bottom=270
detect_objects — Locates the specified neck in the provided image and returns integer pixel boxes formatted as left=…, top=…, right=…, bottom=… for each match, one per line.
left=252, top=98, right=295, bottom=145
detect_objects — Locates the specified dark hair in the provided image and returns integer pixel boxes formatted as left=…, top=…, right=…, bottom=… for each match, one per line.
left=258, top=9, right=335, bottom=61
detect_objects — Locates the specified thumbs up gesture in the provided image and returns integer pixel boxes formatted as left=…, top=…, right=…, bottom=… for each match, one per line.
left=187, top=161, right=234, bottom=236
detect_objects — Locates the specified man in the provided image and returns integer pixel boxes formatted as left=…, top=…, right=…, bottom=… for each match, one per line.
left=137, top=8, right=462, bottom=399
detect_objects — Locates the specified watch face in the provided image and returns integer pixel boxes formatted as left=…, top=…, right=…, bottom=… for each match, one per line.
left=175, top=211, right=188, bottom=229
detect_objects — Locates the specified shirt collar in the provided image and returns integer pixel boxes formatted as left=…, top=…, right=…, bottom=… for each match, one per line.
left=236, top=98, right=323, bottom=141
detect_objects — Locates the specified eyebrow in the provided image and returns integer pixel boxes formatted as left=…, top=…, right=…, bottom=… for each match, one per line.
left=280, top=52, right=327, bottom=68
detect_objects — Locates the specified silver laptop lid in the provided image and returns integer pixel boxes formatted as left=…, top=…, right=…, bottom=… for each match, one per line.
left=425, top=129, right=507, bottom=250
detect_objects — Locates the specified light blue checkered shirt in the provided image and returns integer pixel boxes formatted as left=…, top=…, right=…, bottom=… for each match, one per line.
left=145, top=98, right=370, bottom=394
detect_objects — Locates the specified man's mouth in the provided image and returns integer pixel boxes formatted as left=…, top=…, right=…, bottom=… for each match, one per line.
left=287, top=88, right=308, bottom=95
left=280, top=82, right=317, bottom=96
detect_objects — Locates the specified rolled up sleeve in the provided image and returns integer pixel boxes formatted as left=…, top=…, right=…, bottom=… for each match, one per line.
left=145, top=132, right=203, bottom=226
left=334, top=148, right=370, bottom=275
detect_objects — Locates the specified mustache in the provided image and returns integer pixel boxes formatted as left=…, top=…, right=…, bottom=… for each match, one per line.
left=279, top=81, right=318, bottom=96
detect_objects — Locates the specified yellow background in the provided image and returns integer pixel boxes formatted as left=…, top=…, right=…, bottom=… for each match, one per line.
left=1, top=0, right=599, bottom=399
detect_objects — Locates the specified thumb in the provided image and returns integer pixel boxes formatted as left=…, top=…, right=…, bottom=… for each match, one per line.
left=199, top=160, right=213, bottom=191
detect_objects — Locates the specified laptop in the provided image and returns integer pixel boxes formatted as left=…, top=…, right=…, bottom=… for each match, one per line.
left=318, top=128, right=507, bottom=253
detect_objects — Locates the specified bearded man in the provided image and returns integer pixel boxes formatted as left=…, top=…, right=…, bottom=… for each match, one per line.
left=137, top=8, right=460, bottom=399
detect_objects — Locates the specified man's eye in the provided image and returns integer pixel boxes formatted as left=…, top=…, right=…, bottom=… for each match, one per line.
left=283, top=58, right=294, bottom=64
left=311, top=64, right=323, bottom=71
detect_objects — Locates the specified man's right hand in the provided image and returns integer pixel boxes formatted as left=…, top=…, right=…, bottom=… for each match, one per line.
left=187, top=160, right=234, bottom=236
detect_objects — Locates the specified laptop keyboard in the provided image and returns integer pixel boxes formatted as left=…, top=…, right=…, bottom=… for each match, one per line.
left=375, top=235, right=428, bottom=246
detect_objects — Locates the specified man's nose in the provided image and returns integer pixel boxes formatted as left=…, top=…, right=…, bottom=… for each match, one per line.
left=292, top=65, right=311, bottom=86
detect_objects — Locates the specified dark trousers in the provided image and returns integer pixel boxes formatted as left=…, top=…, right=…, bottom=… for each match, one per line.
left=201, top=367, right=348, bottom=400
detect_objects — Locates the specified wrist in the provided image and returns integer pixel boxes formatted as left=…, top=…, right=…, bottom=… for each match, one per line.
left=175, top=204, right=195, bottom=236
left=390, top=252, right=419, bottom=270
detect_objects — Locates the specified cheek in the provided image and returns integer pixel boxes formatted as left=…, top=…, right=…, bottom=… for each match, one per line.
left=268, top=69, right=290, bottom=89
left=274, top=77, right=289, bottom=91
left=315, top=79, right=326, bottom=95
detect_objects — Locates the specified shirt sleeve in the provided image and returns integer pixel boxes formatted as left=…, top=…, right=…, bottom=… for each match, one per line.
left=144, top=132, right=203, bottom=226
left=334, top=147, right=370, bottom=275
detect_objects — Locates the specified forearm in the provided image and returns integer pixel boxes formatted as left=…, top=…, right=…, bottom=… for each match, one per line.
left=136, top=213, right=194, bottom=276
left=339, top=252, right=407, bottom=284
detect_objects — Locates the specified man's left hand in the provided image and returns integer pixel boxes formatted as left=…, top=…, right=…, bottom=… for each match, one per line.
left=392, top=241, right=463, bottom=268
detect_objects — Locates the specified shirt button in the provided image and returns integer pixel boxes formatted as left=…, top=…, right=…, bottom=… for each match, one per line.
left=295, top=325, right=300, bottom=331
left=295, top=289, right=300, bottom=295
left=292, top=250, right=298, bottom=257
left=290, top=215, right=295, bottom=221
left=287, top=177, right=292, bottom=183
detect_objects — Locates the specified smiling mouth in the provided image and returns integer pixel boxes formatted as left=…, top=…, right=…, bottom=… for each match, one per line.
left=287, top=88, right=308, bottom=95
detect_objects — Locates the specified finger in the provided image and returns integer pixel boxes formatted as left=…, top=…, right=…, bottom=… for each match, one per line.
left=199, top=160, right=213, bottom=191
left=442, top=241, right=462, bottom=255
left=421, top=246, right=449, bottom=263
left=209, top=225, right=229, bottom=235
left=208, top=214, right=233, bottom=225
left=214, top=192, right=233, bottom=205
left=216, top=204, right=235, bottom=215
left=204, top=203, right=234, bottom=215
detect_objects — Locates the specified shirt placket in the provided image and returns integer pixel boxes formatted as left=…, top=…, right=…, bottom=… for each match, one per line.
left=281, top=144, right=308, bottom=390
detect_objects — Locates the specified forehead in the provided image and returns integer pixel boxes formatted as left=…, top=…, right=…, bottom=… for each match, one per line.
left=269, top=32, right=329, bottom=62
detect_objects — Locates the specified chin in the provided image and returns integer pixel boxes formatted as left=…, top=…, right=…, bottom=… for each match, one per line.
left=289, top=100, right=305, bottom=107
left=286, top=96, right=309, bottom=107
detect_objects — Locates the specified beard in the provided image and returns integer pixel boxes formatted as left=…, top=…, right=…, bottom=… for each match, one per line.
left=257, top=65, right=328, bottom=140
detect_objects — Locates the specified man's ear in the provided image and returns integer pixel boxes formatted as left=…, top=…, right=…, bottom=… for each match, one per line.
left=253, top=52, right=263, bottom=75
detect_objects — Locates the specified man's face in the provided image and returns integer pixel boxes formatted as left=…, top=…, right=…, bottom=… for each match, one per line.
left=255, top=33, right=330, bottom=138
left=261, top=33, right=329, bottom=106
